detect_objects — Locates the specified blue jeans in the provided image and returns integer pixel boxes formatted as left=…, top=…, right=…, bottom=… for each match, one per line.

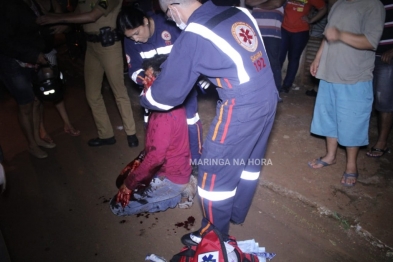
left=110, top=176, right=187, bottom=216
left=279, top=29, right=309, bottom=88
left=263, top=37, right=282, bottom=92
left=373, top=56, right=393, bottom=112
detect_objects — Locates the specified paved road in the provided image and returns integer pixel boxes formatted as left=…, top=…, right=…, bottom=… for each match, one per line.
left=0, top=49, right=391, bottom=262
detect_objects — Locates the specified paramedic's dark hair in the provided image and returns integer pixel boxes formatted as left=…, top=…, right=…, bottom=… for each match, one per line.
left=117, top=6, right=149, bottom=33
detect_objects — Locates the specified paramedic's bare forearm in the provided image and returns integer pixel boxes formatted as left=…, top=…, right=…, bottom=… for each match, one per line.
left=37, top=8, right=103, bottom=25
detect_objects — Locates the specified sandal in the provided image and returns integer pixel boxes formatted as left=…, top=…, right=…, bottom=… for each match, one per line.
left=366, top=147, right=390, bottom=158
left=341, top=172, right=358, bottom=187
left=64, top=127, right=80, bottom=137
left=308, top=157, right=335, bottom=169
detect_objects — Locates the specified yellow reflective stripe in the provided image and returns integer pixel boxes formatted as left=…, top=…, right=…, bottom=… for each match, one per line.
left=197, top=186, right=237, bottom=201
left=216, top=78, right=222, bottom=87
left=212, top=101, right=226, bottom=141
left=187, top=113, right=200, bottom=125
left=185, top=23, right=250, bottom=84
left=240, top=170, right=260, bottom=180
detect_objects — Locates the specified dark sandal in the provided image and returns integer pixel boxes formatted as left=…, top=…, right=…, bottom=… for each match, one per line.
left=366, top=147, right=390, bottom=158
left=308, top=157, right=335, bottom=169
left=341, top=172, right=358, bottom=187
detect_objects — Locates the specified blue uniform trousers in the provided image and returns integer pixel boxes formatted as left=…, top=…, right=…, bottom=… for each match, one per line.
left=184, top=88, right=203, bottom=162
left=197, top=88, right=277, bottom=234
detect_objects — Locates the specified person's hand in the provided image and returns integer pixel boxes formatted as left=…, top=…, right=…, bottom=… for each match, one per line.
left=143, top=75, right=156, bottom=93
left=116, top=184, right=132, bottom=207
left=324, top=27, right=341, bottom=43
left=198, top=79, right=211, bottom=90
left=36, top=53, right=48, bottom=65
left=310, top=59, right=320, bottom=77
left=36, top=15, right=58, bottom=25
left=50, top=25, right=69, bottom=34
left=381, top=49, right=393, bottom=64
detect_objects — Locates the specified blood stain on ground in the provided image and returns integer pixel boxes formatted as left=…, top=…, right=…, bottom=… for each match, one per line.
left=175, top=216, right=195, bottom=231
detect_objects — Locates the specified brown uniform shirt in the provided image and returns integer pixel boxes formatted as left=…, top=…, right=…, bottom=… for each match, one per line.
left=76, top=0, right=121, bottom=34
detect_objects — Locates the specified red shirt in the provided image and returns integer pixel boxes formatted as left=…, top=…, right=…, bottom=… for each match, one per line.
left=125, top=106, right=191, bottom=190
left=282, top=0, right=326, bottom=33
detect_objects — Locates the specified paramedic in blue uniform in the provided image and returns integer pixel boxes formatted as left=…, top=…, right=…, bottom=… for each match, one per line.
left=117, top=6, right=204, bottom=164
left=141, top=0, right=278, bottom=243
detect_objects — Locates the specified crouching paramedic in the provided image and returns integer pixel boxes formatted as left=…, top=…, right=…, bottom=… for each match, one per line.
left=117, top=6, right=206, bottom=167
left=140, top=0, right=278, bottom=244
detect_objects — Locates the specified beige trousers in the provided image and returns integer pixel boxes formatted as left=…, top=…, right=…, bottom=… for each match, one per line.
left=84, top=41, right=136, bottom=139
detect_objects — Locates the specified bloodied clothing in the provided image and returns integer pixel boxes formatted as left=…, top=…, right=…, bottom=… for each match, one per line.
left=124, top=107, right=191, bottom=191
left=124, top=12, right=203, bottom=161
left=110, top=106, right=191, bottom=216
left=140, top=1, right=278, bottom=234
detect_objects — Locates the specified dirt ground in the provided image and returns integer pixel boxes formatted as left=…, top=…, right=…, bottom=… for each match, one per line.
left=0, top=45, right=392, bottom=262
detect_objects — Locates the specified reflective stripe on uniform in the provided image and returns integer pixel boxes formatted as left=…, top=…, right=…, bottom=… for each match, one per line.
left=145, top=88, right=174, bottom=110
left=185, top=23, right=250, bottom=84
left=132, top=68, right=144, bottom=84
left=187, top=113, right=200, bottom=125
left=240, top=170, right=260, bottom=180
left=198, top=186, right=237, bottom=201
left=139, top=45, right=173, bottom=59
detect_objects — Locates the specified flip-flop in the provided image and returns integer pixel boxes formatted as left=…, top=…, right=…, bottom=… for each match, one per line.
left=366, top=147, right=390, bottom=158
left=308, top=157, right=335, bottom=169
left=341, top=172, right=358, bottom=187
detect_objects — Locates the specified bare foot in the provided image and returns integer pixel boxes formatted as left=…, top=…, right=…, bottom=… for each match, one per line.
left=40, top=133, right=53, bottom=143
left=36, top=139, right=56, bottom=149
left=29, top=146, right=48, bottom=158
left=64, top=126, right=80, bottom=136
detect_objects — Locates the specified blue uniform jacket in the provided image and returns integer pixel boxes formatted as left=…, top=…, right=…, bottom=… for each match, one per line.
left=140, top=1, right=277, bottom=112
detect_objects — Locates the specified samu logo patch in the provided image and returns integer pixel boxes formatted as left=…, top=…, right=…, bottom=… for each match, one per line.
left=161, top=30, right=171, bottom=41
left=231, top=22, right=258, bottom=52
left=197, top=251, right=219, bottom=262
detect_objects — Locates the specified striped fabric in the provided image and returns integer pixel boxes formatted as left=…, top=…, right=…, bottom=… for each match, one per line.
left=376, top=0, right=393, bottom=55
left=251, top=6, right=284, bottom=39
